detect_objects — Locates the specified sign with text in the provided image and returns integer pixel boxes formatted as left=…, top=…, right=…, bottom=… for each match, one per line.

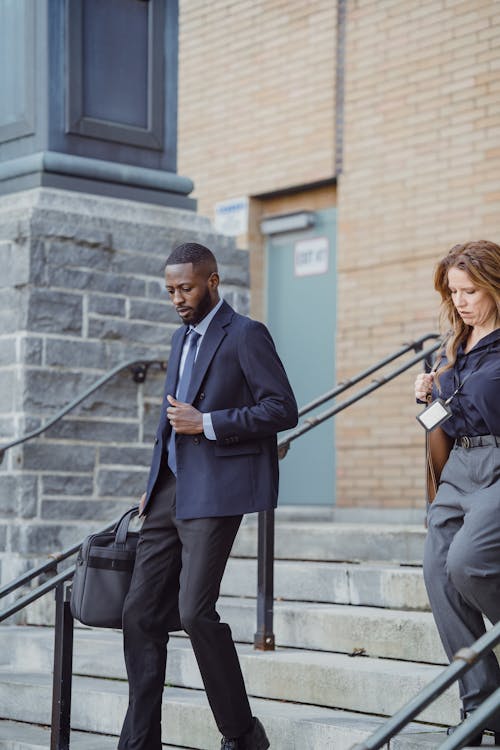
left=214, top=196, right=248, bottom=237
left=294, top=236, right=329, bottom=277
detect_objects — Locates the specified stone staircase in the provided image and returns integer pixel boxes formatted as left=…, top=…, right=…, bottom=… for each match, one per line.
left=0, top=512, right=497, bottom=749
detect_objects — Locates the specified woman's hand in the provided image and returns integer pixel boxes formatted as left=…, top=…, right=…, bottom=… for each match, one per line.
left=415, top=372, right=434, bottom=402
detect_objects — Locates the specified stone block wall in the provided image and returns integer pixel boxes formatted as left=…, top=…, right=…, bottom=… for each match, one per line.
left=0, top=188, right=249, bottom=592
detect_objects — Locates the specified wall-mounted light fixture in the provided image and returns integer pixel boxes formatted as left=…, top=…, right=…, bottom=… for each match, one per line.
left=260, top=211, right=315, bottom=236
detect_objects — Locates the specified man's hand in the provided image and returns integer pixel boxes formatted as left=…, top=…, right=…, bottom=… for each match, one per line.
left=167, top=395, right=204, bottom=434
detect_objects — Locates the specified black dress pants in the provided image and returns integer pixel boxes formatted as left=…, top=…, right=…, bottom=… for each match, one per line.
left=118, top=470, right=252, bottom=750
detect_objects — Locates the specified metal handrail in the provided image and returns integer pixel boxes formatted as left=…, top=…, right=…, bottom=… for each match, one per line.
left=297, top=331, right=440, bottom=417
left=279, top=338, right=442, bottom=458
left=254, top=333, right=442, bottom=649
left=349, top=622, right=500, bottom=750
left=0, top=565, right=76, bottom=622
left=438, top=686, right=500, bottom=750
left=0, top=357, right=166, bottom=463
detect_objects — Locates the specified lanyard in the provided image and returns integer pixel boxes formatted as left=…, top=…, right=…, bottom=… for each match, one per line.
left=442, top=343, right=495, bottom=406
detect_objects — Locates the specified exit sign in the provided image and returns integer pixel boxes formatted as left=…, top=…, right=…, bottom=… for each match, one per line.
left=294, top=237, right=329, bottom=277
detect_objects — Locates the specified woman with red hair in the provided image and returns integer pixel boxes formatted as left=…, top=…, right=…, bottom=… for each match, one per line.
left=415, top=240, right=500, bottom=745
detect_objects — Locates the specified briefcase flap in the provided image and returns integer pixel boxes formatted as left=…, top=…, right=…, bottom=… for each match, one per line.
left=82, top=537, right=139, bottom=572
left=80, top=531, right=138, bottom=559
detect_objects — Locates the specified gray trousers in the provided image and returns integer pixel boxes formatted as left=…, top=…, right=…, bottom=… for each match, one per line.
left=423, top=442, right=500, bottom=728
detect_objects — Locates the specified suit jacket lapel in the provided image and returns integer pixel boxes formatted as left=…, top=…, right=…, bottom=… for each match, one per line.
left=186, top=301, right=233, bottom=403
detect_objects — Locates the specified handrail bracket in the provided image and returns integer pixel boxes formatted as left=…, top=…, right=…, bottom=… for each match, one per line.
left=453, top=646, right=479, bottom=665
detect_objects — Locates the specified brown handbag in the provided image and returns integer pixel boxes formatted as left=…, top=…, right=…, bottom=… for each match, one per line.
left=426, top=426, right=454, bottom=503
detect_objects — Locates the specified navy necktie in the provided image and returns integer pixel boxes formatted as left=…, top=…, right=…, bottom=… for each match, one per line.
left=167, top=330, right=201, bottom=475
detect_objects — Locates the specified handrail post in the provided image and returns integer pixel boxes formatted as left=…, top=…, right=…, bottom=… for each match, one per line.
left=254, top=509, right=275, bottom=650
left=51, top=581, right=74, bottom=750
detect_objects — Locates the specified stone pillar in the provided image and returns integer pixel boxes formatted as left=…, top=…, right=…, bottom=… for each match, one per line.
left=0, top=188, right=249, bottom=603
left=0, top=0, right=250, bottom=621
left=0, top=0, right=193, bottom=208
left=0, top=0, right=251, bottom=622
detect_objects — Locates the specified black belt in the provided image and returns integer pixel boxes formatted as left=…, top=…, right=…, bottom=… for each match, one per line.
left=454, top=434, right=500, bottom=449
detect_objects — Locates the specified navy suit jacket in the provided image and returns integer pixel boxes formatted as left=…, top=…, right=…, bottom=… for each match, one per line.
left=144, top=301, right=298, bottom=519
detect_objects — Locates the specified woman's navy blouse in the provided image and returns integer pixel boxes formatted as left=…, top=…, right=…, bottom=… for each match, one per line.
left=432, top=328, right=500, bottom=438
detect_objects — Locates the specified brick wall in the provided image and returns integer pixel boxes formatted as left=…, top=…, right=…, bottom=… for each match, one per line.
left=336, top=0, right=500, bottom=507
left=178, top=0, right=337, bottom=219
left=177, top=0, right=500, bottom=509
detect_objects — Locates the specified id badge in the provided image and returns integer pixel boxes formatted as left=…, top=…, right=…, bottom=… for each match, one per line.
left=416, top=398, right=452, bottom=432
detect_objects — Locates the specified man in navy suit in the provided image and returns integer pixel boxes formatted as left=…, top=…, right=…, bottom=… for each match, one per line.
left=119, top=242, right=298, bottom=750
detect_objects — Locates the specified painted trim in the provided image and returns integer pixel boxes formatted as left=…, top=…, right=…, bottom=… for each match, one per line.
left=0, top=0, right=35, bottom=144
left=254, top=177, right=336, bottom=201
left=0, top=151, right=194, bottom=195
left=65, top=0, right=164, bottom=150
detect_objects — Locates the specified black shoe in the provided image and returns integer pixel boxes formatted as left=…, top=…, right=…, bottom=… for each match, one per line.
left=447, top=710, right=500, bottom=747
left=220, top=717, right=270, bottom=750
left=446, top=724, right=483, bottom=747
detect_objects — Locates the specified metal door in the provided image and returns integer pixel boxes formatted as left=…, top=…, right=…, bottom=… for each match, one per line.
left=265, top=207, right=336, bottom=506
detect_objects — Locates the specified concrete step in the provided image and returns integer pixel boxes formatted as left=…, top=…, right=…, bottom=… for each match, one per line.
left=24, top=558, right=430, bottom=630
left=275, top=506, right=427, bottom=525
left=0, top=722, right=116, bottom=750
left=5, top=593, right=450, bottom=667
left=0, top=672, right=451, bottom=750
left=0, top=723, right=119, bottom=750
left=22, top=521, right=428, bottom=629
left=1, top=705, right=497, bottom=750
left=0, top=720, right=187, bottom=749
left=235, top=520, right=426, bottom=565
left=217, top=598, right=448, bottom=664
left=221, top=557, right=430, bottom=610
left=1, top=516, right=493, bottom=750
left=0, top=626, right=460, bottom=726
left=216, top=599, right=498, bottom=665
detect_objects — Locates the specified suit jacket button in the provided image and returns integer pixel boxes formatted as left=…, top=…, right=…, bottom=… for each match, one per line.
left=199, top=392, right=205, bottom=400
left=193, top=436, right=200, bottom=445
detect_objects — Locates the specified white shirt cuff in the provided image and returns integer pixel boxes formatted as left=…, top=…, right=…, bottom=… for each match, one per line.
left=203, top=412, right=216, bottom=440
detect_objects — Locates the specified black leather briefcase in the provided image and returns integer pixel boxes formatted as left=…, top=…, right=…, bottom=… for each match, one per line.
left=70, top=505, right=140, bottom=629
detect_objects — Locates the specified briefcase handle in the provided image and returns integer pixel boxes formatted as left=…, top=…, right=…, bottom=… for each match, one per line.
left=114, top=505, right=140, bottom=548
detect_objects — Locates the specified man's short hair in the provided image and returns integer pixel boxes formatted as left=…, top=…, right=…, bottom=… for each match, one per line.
left=165, top=243, right=218, bottom=274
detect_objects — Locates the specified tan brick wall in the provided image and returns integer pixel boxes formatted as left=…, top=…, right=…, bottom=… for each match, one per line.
left=336, top=0, right=500, bottom=507
left=177, top=0, right=500, bottom=509
left=178, top=0, right=336, bottom=220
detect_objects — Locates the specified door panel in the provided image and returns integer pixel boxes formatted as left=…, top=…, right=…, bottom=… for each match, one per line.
left=266, top=208, right=336, bottom=506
